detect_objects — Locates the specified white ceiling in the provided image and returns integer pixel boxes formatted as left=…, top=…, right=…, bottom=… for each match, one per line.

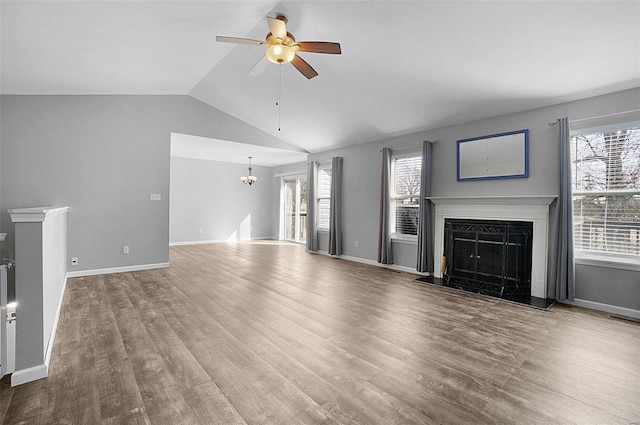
left=2, top=1, right=639, bottom=160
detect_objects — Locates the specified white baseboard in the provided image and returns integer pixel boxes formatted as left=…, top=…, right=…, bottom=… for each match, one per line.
left=170, top=237, right=273, bottom=247
left=11, top=363, right=48, bottom=387
left=314, top=251, right=427, bottom=276
left=562, top=298, right=640, bottom=319
left=66, top=262, right=171, bottom=278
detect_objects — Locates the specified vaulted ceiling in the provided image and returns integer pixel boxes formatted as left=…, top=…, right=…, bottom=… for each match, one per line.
left=2, top=1, right=639, bottom=157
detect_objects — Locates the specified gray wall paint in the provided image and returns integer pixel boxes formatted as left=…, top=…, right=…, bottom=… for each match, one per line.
left=276, top=88, right=639, bottom=312
left=170, top=157, right=273, bottom=244
left=1, top=95, right=292, bottom=272
left=575, top=265, right=639, bottom=311
left=13, top=220, right=44, bottom=369
left=0, top=94, right=2, bottom=236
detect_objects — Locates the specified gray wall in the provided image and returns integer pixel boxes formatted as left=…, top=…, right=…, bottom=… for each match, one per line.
left=1, top=95, right=293, bottom=272
left=13, top=220, right=44, bottom=370
left=170, top=156, right=273, bottom=244
left=274, top=88, right=639, bottom=311
left=575, top=264, right=639, bottom=310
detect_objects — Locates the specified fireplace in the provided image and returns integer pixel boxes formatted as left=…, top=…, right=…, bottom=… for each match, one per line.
left=429, top=196, right=556, bottom=300
left=444, top=219, right=533, bottom=297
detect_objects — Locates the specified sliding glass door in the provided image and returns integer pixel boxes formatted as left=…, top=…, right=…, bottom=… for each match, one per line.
left=282, top=176, right=307, bottom=243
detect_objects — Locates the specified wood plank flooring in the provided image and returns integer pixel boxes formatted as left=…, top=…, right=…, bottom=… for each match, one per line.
left=2, top=241, right=639, bottom=424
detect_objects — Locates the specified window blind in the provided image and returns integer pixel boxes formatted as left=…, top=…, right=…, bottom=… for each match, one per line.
left=392, top=156, right=422, bottom=236
left=317, top=166, right=332, bottom=229
left=571, top=126, right=640, bottom=257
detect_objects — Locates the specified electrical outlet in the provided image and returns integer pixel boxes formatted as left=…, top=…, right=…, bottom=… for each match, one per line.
left=71, top=257, right=78, bottom=266
left=150, top=193, right=161, bottom=201
left=199, top=228, right=204, bottom=234
left=355, top=240, right=359, bottom=248
left=123, top=246, right=129, bottom=254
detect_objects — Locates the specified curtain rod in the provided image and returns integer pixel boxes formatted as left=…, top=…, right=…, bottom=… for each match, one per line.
left=381, top=140, right=437, bottom=152
left=548, top=109, right=640, bottom=127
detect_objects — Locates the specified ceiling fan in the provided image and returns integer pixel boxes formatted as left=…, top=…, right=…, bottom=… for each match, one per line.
left=216, top=15, right=341, bottom=79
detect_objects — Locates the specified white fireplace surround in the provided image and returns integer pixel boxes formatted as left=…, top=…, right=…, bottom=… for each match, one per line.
left=429, top=196, right=556, bottom=299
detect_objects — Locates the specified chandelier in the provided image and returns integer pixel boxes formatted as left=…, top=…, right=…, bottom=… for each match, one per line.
left=240, top=156, right=257, bottom=186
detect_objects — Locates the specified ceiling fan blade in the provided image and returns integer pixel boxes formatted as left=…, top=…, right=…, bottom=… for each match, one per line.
left=296, top=42, right=342, bottom=54
left=267, top=16, right=287, bottom=40
left=291, top=54, right=318, bottom=79
left=248, top=56, right=270, bottom=77
left=216, top=36, right=264, bottom=46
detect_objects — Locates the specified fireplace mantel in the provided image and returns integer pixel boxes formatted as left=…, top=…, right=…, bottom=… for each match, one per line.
left=429, top=196, right=556, bottom=206
left=428, top=196, right=556, bottom=299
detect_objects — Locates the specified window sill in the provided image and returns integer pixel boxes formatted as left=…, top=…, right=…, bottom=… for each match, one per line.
left=391, top=236, right=417, bottom=245
left=575, top=252, right=640, bottom=272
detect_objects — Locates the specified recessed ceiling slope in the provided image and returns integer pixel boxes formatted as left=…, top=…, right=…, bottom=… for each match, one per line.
left=191, top=1, right=640, bottom=153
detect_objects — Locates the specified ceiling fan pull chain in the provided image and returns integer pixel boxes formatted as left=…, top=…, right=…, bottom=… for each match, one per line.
left=275, top=64, right=280, bottom=107
left=277, top=64, right=282, bottom=131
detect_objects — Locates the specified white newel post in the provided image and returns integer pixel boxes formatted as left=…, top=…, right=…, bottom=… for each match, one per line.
left=8, top=206, right=69, bottom=387
left=429, top=196, right=555, bottom=299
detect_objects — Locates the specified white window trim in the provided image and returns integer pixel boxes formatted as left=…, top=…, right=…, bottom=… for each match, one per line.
left=575, top=251, right=640, bottom=272
left=570, top=121, right=640, bottom=270
left=391, top=235, right=418, bottom=244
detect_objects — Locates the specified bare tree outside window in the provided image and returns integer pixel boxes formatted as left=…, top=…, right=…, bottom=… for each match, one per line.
left=571, top=126, right=640, bottom=256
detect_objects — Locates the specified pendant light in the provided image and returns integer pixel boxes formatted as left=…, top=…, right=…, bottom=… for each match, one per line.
left=240, top=156, right=258, bottom=186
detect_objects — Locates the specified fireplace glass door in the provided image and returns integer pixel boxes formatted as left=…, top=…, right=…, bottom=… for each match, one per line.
left=445, top=219, right=532, bottom=297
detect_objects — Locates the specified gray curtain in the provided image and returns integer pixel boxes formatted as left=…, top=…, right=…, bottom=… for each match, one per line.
left=550, top=117, right=576, bottom=301
left=328, top=157, right=343, bottom=255
left=377, top=148, right=393, bottom=264
left=305, top=161, right=318, bottom=252
left=416, top=141, right=434, bottom=273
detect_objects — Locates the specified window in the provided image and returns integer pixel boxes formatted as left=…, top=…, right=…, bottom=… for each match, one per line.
left=570, top=124, right=640, bottom=261
left=391, top=154, right=422, bottom=237
left=317, top=165, right=332, bottom=230
left=282, top=176, right=307, bottom=243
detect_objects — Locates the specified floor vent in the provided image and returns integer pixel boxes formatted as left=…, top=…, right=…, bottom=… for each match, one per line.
left=609, top=314, right=640, bottom=325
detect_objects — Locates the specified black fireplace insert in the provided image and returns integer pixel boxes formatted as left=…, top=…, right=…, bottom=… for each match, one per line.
left=443, top=219, right=533, bottom=298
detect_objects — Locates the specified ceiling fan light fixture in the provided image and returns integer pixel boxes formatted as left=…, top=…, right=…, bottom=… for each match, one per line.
left=266, top=44, right=295, bottom=64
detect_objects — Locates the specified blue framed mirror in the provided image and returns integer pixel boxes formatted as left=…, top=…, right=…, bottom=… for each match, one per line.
left=457, top=129, right=529, bottom=181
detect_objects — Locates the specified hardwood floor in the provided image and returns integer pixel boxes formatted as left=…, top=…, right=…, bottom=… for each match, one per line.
left=2, top=241, right=639, bottom=424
